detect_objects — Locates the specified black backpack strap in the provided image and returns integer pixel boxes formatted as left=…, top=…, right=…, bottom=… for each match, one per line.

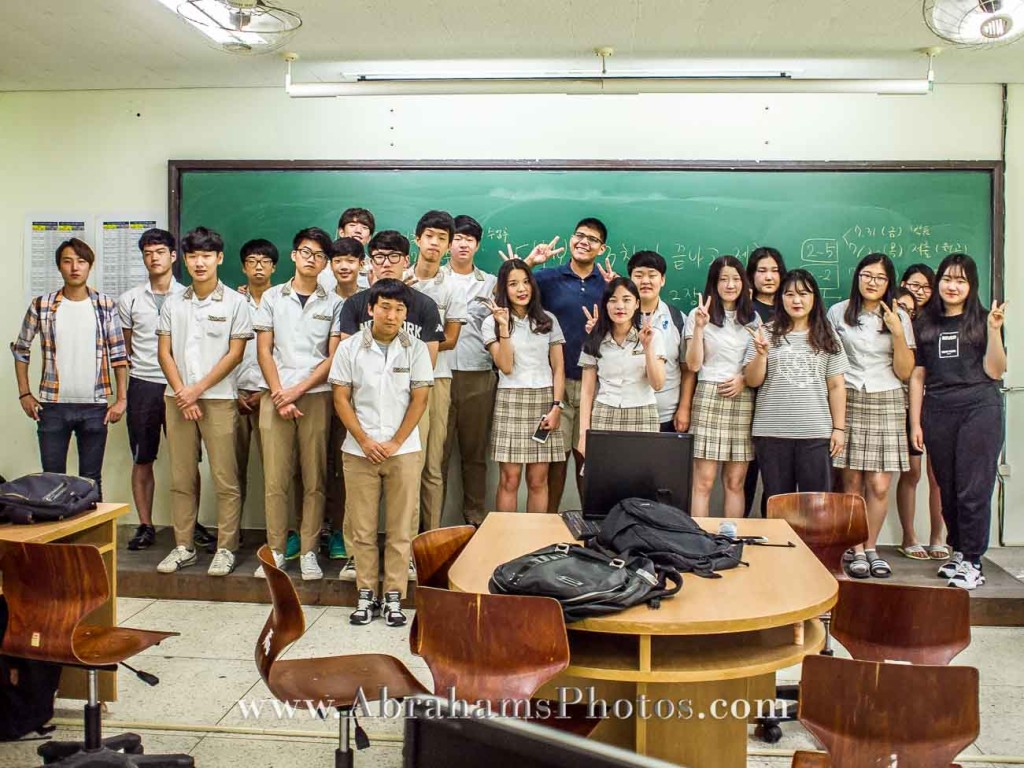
left=668, top=304, right=685, bottom=334
left=644, top=566, right=684, bottom=609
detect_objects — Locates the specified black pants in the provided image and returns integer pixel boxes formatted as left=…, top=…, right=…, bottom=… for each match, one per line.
left=753, top=437, right=832, bottom=502
left=922, top=404, right=1003, bottom=562
left=743, top=453, right=768, bottom=518
left=37, top=403, right=108, bottom=500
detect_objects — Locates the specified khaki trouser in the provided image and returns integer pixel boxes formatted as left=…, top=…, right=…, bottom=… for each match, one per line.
left=324, top=413, right=349, bottom=546
left=413, top=377, right=451, bottom=536
left=166, top=397, right=241, bottom=551
left=441, top=370, right=497, bottom=525
left=260, top=391, right=331, bottom=556
left=344, top=451, right=420, bottom=597
left=556, top=377, right=584, bottom=453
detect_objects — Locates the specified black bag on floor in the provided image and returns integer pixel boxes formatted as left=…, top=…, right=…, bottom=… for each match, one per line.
left=0, top=597, right=61, bottom=741
left=0, top=473, right=99, bottom=524
left=489, top=543, right=682, bottom=622
left=595, top=497, right=746, bottom=578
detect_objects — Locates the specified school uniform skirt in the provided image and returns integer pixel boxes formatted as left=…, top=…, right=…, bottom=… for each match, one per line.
left=490, top=386, right=567, bottom=464
left=591, top=401, right=660, bottom=433
left=691, top=381, right=755, bottom=462
left=833, top=387, right=909, bottom=473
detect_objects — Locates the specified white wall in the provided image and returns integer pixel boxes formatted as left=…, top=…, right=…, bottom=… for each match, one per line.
left=0, top=84, right=1016, bottom=542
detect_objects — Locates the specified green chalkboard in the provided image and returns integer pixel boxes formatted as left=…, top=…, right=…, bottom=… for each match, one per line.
left=172, top=162, right=1000, bottom=309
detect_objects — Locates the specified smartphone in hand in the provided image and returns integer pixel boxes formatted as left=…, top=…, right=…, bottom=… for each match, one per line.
left=531, top=416, right=551, bottom=444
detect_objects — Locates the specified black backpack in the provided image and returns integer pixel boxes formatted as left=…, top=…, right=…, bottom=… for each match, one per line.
left=489, top=543, right=682, bottom=623
left=594, top=498, right=746, bottom=578
left=0, top=473, right=99, bottom=524
left=0, top=598, right=61, bottom=741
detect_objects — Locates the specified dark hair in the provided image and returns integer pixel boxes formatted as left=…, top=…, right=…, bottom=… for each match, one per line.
left=901, top=263, right=935, bottom=286
left=896, top=287, right=918, bottom=319
left=704, top=255, right=755, bottom=327
left=575, top=217, right=607, bottom=244
left=746, top=246, right=787, bottom=285
left=495, top=259, right=552, bottom=335
left=138, top=228, right=175, bottom=253
left=582, top=277, right=641, bottom=358
left=843, top=253, right=897, bottom=332
left=181, top=226, right=224, bottom=254
left=338, top=207, right=375, bottom=234
left=331, top=237, right=365, bottom=260
left=453, top=214, right=483, bottom=241
left=627, top=250, right=667, bottom=276
left=771, top=269, right=839, bottom=355
left=915, top=253, right=987, bottom=347
left=292, top=227, right=333, bottom=254
left=415, top=210, right=455, bottom=239
left=239, top=238, right=280, bottom=265
left=368, top=277, right=412, bottom=309
left=54, top=237, right=95, bottom=267
left=367, top=230, right=410, bottom=256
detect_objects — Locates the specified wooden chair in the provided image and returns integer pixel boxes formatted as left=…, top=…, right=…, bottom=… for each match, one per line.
left=767, top=492, right=868, bottom=576
left=255, top=546, right=428, bottom=768
left=796, top=655, right=979, bottom=768
left=414, top=585, right=598, bottom=736
left=0, top=541, right=192, bottom=766
left=832, top=580, right=971, bottom=665
left=409, top=526, right=475, bottom=654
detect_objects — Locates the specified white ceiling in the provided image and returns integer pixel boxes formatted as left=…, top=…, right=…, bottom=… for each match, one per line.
left=1, top=0, right=1023, bottom=91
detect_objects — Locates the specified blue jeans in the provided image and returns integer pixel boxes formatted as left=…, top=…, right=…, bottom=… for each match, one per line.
left=37, top=403, right=108, bottom=500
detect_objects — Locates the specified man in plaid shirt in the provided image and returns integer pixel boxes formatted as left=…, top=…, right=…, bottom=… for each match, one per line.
left=11, top=238, right=128, bottom=499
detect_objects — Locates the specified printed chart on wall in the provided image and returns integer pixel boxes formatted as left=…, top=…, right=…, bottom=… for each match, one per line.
left=23, top=215, right=91, bottom=304
left=95, top=216, right=162, bottom=299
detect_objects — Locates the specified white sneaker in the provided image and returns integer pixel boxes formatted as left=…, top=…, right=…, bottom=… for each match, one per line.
left=338, top=557, right=357, bottom=581
left=938, top=551, right=964, bottom=579
left=948, top=560, right=986, bottom=591
left=157, top=546, right=197, bottom=574
left=408, top=559, right=417, bottom=582
left=254, top=550, right=285, bottom=578
left=300, top=551, right=323, bottom=581
left=208, top=548, right=236, bottom=577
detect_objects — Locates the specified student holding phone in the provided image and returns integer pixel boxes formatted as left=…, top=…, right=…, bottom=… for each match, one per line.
left=482, top=259, right=566, bottom=513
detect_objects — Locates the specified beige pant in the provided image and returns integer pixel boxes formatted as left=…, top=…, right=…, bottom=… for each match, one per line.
left=344, top=451, right=420, bottom=597
left=556, top=377, right=583, bottom=453
left=441, top=370, right=497, bottom=525
left=414, top=377, right=450, bottom=536
left=166, top=397, right=241, bottom=551
left=260, top=391, right=331, bottom=556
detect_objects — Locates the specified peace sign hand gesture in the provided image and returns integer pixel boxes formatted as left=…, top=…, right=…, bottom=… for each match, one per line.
left=525, top=236, right=565, bottom=268
left=582, top=303, right=599, bottom=334
left=639, top=313, right=655, bottom=350
left=498, top=244, right=518, bottom=263
left=989, top=300, right=1007, bottom=330
left=747, top=325, right=769, bottom=357
left=597, top=257, right=618, bottom=283
left=693, top=293, right=712, bottom=329
left=485, top=299, right=510, bottom=334
left=880, top=300, right=904, bottom=336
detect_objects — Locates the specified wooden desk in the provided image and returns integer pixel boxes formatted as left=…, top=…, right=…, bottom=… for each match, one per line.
left=0, top=503, right=130, bottom=702
left=449, top=513, right=838, bottom=768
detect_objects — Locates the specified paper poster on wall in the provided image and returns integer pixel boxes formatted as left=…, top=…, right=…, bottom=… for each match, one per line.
left=95, top=217, right=162, bottom=300
left=24, top=215, right=92, bottom=304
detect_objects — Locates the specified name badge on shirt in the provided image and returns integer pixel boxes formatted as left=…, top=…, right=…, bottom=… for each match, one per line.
left=206, top=315, right=227, bottom=322
left=393, top=367, right=410, bottom=373
left=312, top=313, right=332, bottom=322
left=632, top=349, right=645, bottom=356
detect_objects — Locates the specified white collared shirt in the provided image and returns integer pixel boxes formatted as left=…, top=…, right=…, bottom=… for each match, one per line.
left=443, top=265, right=499, bottom=372
left=253, top=281, right=342, bottom=393
left=482, top=311, right=564, bottom=389
left=685, top=308, right=760, bottom=384
left=156, top=281, right=253, bottom=400
left=236, top=291, right=267, bottom=392
left=411, top=268, right=468, bottom=379
left=578, top=328, right=666, bottom=408
left=329, top=328, right=434, bottom=457
left=644, top=300, right=687, bottom=422
left=827, top=300, right=915, bottom=393
left=117, top=279, right=186, bottom=383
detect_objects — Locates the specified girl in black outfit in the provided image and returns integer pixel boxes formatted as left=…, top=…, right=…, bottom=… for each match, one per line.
left=909, top=253, right=1006, bottom=590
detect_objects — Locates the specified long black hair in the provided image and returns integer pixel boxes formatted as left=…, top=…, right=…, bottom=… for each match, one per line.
left=746, top=246, right=787, bottom=286
left=915, top=253, right=987, bottom=347
left=843, top=252, right=897, bottom=333
left=703, top=255, right=755, bottom=327
left=771, top=269, right=840, bottom=355
left=582, top=277, right=641, bottom=358
left=495, top=259, right=552, bottom=334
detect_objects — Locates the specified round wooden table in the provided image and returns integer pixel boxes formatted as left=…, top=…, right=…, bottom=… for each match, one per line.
left=448, top=513, right=838, bottom=768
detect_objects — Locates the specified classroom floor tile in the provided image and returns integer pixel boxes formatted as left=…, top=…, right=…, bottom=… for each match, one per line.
left=0, top=729, right=201, bottom=768
left=115, top=596, right=155, bottom=624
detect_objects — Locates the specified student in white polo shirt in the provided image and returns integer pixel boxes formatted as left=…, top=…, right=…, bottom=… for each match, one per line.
left=118, top=228, right=186, bottom=551
left=254, top=227, right=342, bottom=582
left=317, top=207, right=374, bottom=293
left=330, top=279, right=433, bottom=627
left=156, top=227, right=253, bottom=577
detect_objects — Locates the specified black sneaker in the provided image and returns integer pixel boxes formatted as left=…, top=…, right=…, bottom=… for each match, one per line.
left=127, top=524, right=156, bottom=551
left=194, top=522, right=217, bottom=554
left=382, top=591, right=407, bottom=627
left=350, top=589, right=379, bottom=626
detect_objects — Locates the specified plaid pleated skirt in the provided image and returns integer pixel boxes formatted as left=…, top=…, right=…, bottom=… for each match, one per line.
left=690, top=381, right=755, bottom=462
left=490, top=386, right=567, bottom=464
left=591, top=401, right=660, bottom=433
left=833, top=387, right=909, bottom=472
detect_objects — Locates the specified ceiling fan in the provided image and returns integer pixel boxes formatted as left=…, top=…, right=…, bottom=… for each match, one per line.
left=174, top=0, right=301, bottom=55
left=923, top=0, right=1024, bottom=47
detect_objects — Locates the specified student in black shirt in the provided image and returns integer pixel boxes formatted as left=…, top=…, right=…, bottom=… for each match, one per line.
left=909, top=253, right=1006, bottom=591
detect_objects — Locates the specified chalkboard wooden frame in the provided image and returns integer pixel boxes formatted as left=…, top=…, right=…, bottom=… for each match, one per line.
left=168, top=159, right=1005, bottom=299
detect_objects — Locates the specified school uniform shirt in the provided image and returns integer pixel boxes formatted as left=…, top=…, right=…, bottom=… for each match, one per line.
left=328, top=327, right=434, bottom=457
left=156, top=281, right=254, bottom=400
left=117, top=279, right=186, bottom=384
left=410, top=269, right=469, bottom=378
left=534, top=263, right=605, bottom=381
left=644, top=301, right=686, bottom=423
left=578, top=328, right=666, bottom=408
left=252, top=281, right=343, bottom=394
left=337, top=288, right=447, bottom=346
left=914, top=314, right=1002, bottom=410
left=481, top=312, right=565, bottom=389
left=827, top=300, right=915, bottom=393
left=684, top=309, right=759, bottom=384
left=236, top=291, right=267, bottom=392
left=443, top=265, right=498, bottom=372
left=743, top=327, right=850, bottom=439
